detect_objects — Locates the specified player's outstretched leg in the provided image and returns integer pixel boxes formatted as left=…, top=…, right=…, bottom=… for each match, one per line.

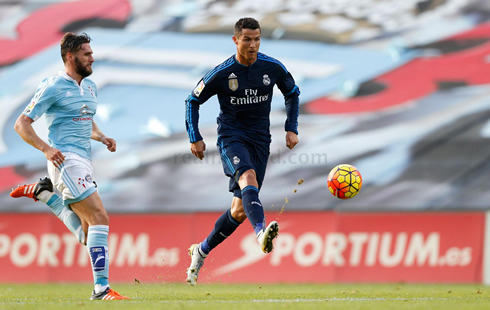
left=186, top=243, right=207, bottom=286
left=11, top=177, right=86, bottom=244
left=241, top=185, right=279, bottom=253
left=186, top=209, right=241, bottom=285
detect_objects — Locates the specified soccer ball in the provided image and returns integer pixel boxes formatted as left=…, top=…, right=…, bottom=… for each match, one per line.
left=327, top=164, right=362, bottom=199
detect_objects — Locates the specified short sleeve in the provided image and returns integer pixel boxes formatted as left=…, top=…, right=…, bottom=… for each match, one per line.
left=23, top=78, right=57, bottom=122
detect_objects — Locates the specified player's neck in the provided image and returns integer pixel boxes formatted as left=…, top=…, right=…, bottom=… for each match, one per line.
left=235, top=54, right=257, bottom=67
left=65, top=69, right=83, bottom=85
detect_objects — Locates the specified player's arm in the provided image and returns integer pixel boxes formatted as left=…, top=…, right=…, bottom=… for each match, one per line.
left=14, top=114, right=66, bottom=166
left=285, top=88, right=299, bottom=150
left=276, top=63, right=300, bottom=150
left=18, top=78, right=66, bottom=166
left=186, top=96, right=206, bottom=160
left=185, top=74, right=218, bottom=160
left=91, top=121, right=116, bottom=152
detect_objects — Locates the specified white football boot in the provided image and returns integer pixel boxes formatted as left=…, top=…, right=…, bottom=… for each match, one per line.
left=186, top=243, right=207, bottom=286
left=256, top=221, right=279, bottom=253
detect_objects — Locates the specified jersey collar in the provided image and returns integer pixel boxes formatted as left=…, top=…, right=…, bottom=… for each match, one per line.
left=58, top=71, right=86, bottom=84
left=234, top=54, right=257, bottom=67
left=58, top=71, right=85, bottom=95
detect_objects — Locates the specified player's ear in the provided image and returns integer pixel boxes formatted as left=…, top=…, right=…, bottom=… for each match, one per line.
left=232, top=35, right=238, bottom=45
left=66, top=52, right=73, bottom=62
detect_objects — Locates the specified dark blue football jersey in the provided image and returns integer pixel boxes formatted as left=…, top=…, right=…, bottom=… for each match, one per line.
left=185, top=52, right=300, bottom=144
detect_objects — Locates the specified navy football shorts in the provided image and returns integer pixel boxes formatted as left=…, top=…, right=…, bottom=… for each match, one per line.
left=216, top=135, right=270, bottom=198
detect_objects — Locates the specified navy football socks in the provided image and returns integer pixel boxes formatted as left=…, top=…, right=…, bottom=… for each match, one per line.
left=241, top=185, right=265, bottom=235
left=201, top=209, right=241, bottom=255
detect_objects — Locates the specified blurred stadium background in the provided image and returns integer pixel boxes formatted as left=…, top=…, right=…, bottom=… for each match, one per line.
left=1, top=0, right=490, bottom=285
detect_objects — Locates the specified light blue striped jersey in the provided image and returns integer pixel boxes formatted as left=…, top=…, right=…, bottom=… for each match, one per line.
left=23, top=71, right=98, bottom=160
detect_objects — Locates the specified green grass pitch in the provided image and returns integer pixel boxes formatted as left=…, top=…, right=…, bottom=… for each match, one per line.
left=1, top=283, right=490, bottom=309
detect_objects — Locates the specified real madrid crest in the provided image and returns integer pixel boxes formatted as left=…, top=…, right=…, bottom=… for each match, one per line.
left=228, top=73, right=238, bottom=91
left=263, top=74, right=270, bottom=86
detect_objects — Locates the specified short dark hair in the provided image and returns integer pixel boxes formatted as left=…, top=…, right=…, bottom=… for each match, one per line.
left=60, top=32, right=91, bottom=63
left=234, top=17, right=261, bottom=37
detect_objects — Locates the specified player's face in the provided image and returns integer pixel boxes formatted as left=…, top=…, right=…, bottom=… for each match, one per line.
left=73, top=43, right=94, bottom=78
left=234, top=28, right=261, bottom=65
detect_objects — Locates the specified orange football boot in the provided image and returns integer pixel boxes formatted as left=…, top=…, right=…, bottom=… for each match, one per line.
left=90, top=288, right=131, bottom=300
left=10, top=177, right=53, bottom=202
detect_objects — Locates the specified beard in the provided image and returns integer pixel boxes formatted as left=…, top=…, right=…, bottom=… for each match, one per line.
left=74, top=57, right=92, bottom=77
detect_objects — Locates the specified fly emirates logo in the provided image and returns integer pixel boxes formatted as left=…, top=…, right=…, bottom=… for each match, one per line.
left=230, top=89, right=269, bottom=105
left=214, top=230, right=472, bottom=276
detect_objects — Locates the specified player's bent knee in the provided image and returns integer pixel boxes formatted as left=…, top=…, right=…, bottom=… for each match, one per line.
left=97, top=212, right=109, bottom=226
left=88, top=208, right=109, bottom=226
left=238, top=169, right=257, bottom=186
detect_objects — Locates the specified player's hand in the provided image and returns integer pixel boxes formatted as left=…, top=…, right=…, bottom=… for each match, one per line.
left=101, top=137, right=116, bottom=152
left=286, top=131, right=299, bottom=149
left=191, top=140, right=206, bottom=160
left=44, top=147, right=65, bottom=167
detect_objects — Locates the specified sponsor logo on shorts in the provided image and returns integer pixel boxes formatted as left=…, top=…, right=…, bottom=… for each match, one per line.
left=85, top=174, right=92, bottom=183
left=233, top=156, right=240, bottom=165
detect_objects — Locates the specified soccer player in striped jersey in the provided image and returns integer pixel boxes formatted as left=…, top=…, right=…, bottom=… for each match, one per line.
left=10, top=33, right=129, bottom=301
left=185, top=17, right=300, bottom=285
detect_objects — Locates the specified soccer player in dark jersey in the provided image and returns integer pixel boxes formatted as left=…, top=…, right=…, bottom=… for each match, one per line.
left=185, top=17, right=300, bottom=285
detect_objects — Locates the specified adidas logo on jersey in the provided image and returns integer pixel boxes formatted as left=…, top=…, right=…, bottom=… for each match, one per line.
left=228, top=73, right=238, bottom=91
left=66, top=91, right=73, bottom=97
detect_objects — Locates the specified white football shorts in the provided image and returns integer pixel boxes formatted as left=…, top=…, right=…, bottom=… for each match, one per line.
left=47, top=152, right=97, bottom=205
